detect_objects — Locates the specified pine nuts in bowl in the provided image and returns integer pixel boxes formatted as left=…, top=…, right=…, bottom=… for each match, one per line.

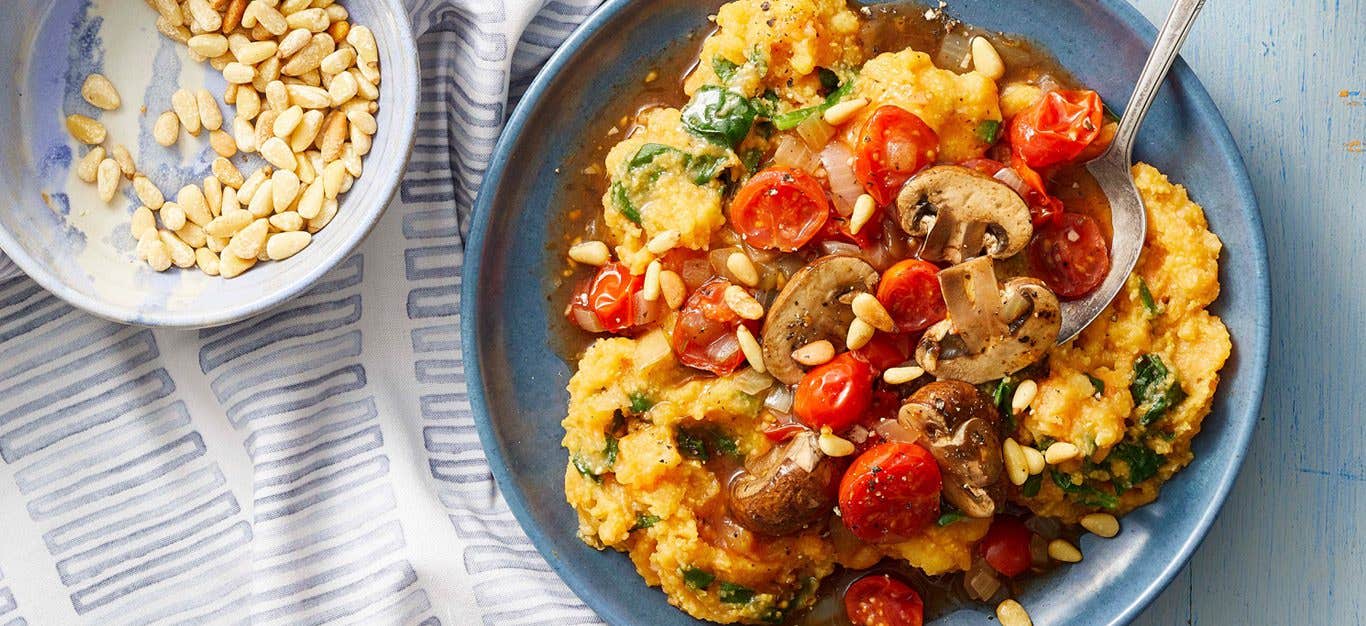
left=0, top=0, right=418, bottom=327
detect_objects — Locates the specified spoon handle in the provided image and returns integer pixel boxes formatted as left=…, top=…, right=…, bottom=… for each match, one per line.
left=1110, top=0, right=1207, bottom=161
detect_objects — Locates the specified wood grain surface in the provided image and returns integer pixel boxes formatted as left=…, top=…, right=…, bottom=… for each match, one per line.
left=1125, top=0, right=1365, bottom=624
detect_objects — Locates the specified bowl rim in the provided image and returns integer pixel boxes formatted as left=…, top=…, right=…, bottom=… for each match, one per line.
left=0, top=0, right=421, bottom=329
left=462, top=1, right=1271, bottom=624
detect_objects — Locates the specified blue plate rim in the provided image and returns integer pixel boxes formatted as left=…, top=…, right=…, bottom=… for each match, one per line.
left=462, top=0, right=1271, bottom=624
left=0, top=0, right=422, bottom=329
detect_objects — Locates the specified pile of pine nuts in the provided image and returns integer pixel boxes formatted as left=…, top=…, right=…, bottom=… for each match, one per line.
left=64, top=0, right=381, bottom=278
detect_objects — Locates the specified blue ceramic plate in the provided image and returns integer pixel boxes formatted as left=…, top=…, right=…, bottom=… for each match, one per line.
left=0, top=0, right=418, bottom=327
left=464, top=1, right=1270, bottom=624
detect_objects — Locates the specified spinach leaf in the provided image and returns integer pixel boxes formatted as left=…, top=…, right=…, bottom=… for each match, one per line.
left=976, top=119, right=1002, bottom=144
left=1087, top=374, right=1106, bottom=396
left=630, top=143, right=729, bottom=186
left=712, top=57, right=741, bottom=83
left=771, top=79, right=856, bottom=130
left=1109, top=443, right=1162, bottom=492
left=610, top=182, right=642, bottom=225
left=712, top=432, right=740, bottom=457
left=993, top=377, right=1019, bottom=416
left=571, top=454, right=601, bottom=483
left=675, top=427, right=740, bottom=462
left=676, top=428, right=710, bottom=461
left=1050, top=470, right=1119, bottom=509
left=937, top=510, right=967, bottom=526
left=718, top=582, right=755, bottom=604
left=1021, top=473, right=1042, bottom=498
left=629, top=143, right=685, bottom=170
left=628, top=391, right=654, bottom=414
left=741, top=148, right=765, bottom=173
left=682, top=567, right=715, bottom=590
left=687, top=154, right=731, bottom=185
left=817, top=67, right=841, bottom=93
left=603, top=435, right=618, bottom=467
left=1131, top=354, right=1188, bottom=426
left=1138, top=278, right=1160, bottom=316
left=632, top=513, right=661, bottom=531
left=682, top=86, right=759, bottom=149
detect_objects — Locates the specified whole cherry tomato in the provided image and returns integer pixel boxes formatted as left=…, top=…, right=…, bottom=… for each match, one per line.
left=854, top=106, right=940, bottom=205
left=839, top=442, right=942, bottom=543
left=730, top=167, right=830, bottom=251
left=567, top=262, right=643, bottom=333
left=844, top=574, right=925, bottom=626
left=876, top=259, right=947, bottom=334
left=1008, top=90, right=1105, bottom=169
left=980, top=516, right=1034, bottom=578
left=672, top=277, right=747, bottom=375
left=793, top=352, right=876, bottom=433
left=1028, top=212, right=1111, bottom=299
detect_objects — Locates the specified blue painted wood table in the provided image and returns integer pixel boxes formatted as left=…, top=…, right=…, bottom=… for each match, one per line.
left=1125, top=0, right=1365, bottom=623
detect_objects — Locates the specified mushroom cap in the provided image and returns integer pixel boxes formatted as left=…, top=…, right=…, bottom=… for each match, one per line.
left=896, top=165, right=1034, bottom=264
left=915, top=277, right=1062, bottom=384
left=760, top=255, right=879, bottom=385
left=898, top=381, right=1005, bottom=518
left=726, top=431, right=841, bottom=536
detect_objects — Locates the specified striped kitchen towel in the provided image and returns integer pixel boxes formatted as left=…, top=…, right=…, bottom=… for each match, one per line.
left=0, top=1, right=606, bottom=624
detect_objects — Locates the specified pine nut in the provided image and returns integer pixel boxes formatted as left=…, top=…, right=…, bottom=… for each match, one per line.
left=149, top=0, right=181, bottom=25
left=282, top=34, right=334, bottom=76
left=176, top=222, right=207, bottom=248
left=254, top=57, right=281, bottom=90
left=196, top=89, right=222, bottom=131
left=883, top=366, right=925, bottom=385
left=272, top=169, right=301, bottom=210
left=972, top=37, right=1006, bottom=81
left=1023, top=445, right=1046, bottom=475
left=239, top=167, right=269, bottom=201
left=846, top=318, right=875, bottom=350
left=328, top=70, right=357, bottom=106
left=319, top=111, right=347, bottom=161
left=131, top=175, right=163, bottom=210
left=351, top=67, right=378, bottom=100
left=160, top=202, right=187, bottom=230
left=995, top=599, right=1032, bottom=626
left=822, top=96, right=869, bottom=126
left=273, top=105, right=304, bottom=138
left=247, top=179, right=275, bottom=217
left=233, top=117, right=257, bottom=153
left=328, top=20, right=351, bottom=46
left=213, top=157, right=246, bottom=189
left=186, top=0, right=222, bottom=31
left=1080, top=513, right=1121, bottom=538
left=792, top=340, right=835, bottom=366
left=818, top=429, right=856, bottom=457
left=641, top=260, right=664, bottom=302
left=644, top=229, right=679, bottom=255
left=142, top=234, right=173, bottom=271
left=286, top=8, right=329, bottom=32
left=228, top=218, right=270, bottom=259
left=724, top=285, right=764, bottom=320
left=96, top=159, right=120, bottom=202
left=347, top=25, right=378, bottom=64
left=188, top=33, right=230, bottom=57
left=267, top=231, right=312, bottom=260
left=1044, top=442, right=1081, bottom=464
left=564, top=241, right=610, bottom=267
left=76, top=147, right=105, bottom=183
left=219, top=250, right=256, bottom=278
left=237, top=89, right=261, bottom=121
left=307, top=198, right=338, bottom=232
left=66, top=114, right=106, bottom=145
left=659, top=270, right=686, bottom=310
left=322, top=160, right=346, bottom=198
left=237, top=41, right=277, bottom=66
left=207, top=130, right=235, bottom=158
left=286, top=84, right=331, bottom=109
left=341, top=143, right=362, bottom=176
left=320, top=48, right=355, bottom=75
left=153, top=111, right=180, bottom=146
left=852, top=292, right=895, bottom=332
left=156, top=16, right=191, bottom=44
left=205, top=210, right=255, bottom=237
left=296, top=178, right=325, bottom=219
left=349, top=122, right=371, bottom=156
left=1048, top=539, right=1083, bottom=563
left=130, top=206, right=156, bottom=240
left=203, top=176, right=223, bottom=217
left=726, top=252, right=759, bottom=286
left=278, top=28, right=313, bottom=57
left=159, top=230, right=195, bottom=268
left=248, top=1, right=288, bottom=35
left=289, top=109, right=324, bottom=152
left=259, top=137, right=297, bottom=170
left=849, top=193, right=876, bottom=235
left=171, top=89, right=201, bottom=136
left=81, top=74, right=121, bottom=110
left=1003, top=437, right=1029, bottom=486
left=195, top=248, right=221, bottom=276
left=221, top=187, right=241, bottom=216
left=177, top=185, right=212, bottom=226
left=222, top=62, right=256, bottom=84
left=110, top=145, right=135, bottom=179
left=222, top=0, right=248, bottom=33
left=736, top=325, right=766, bottom=374
left=346, top=110, right=376, bottom=135
left=1012, top=380, right=1038, bottom=414
left=269, top=211, right=304, bottom=232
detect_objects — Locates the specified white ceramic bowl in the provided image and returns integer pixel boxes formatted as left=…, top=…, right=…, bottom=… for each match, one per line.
left=0, top=0, right=418, bottom=327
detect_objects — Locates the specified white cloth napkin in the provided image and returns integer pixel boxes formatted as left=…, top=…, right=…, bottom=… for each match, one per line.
left=0, top=1, right=606, bottom=624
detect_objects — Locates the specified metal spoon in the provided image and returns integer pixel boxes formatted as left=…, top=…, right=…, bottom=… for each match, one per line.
left=1057, top=0, right=1206, bottom=343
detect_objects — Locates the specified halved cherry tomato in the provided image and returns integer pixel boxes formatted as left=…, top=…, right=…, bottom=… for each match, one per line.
left=980, top=517, right=1034, bottom=578
left=567, top=262, right=643, bottom=333
left=1008, top=90, right=1105, bottom=169
left=838, top=442, right=942, bottom=543
left=854, top=106, right=940, bottom=205
left=876, top=259, right=946, bottom=334
left=730, top=167, right=830, bottom=251
left=762, top=419, right=809, bottom=443
left=793, top=352, right=875, bottom=433
left=844, top=574, right=925, bottom=626
left=855, top=334, right=909, bottom=372
left=672, top=277, right=747, bottom=375
left=820, top=208, right=882, bottom=249
left=1028, top=212, right=1111, bottom=299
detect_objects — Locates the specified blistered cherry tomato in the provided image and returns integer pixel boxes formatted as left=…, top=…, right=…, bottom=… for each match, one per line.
left=672, top=278, right=747, bottom=375
left=793, top=353, right=875, bottom=433
left=876, top=259, right=947, bottom=334
left=844, top=574, right=925, bottom=626
left=855, top=334, right=909, bottom=372
left=1028, top=212, right=1111, bottom=299
left=730, top=167, right=830, bottom=251
left=838, top=442, right=942, bottom=543
left=568, top=262, right=643, bottom=333
left=980, top=516, right=1034, bottom=577
left=854, top=106, right=940, bottom=205
left=1008, top=90, right=1105, bottom=169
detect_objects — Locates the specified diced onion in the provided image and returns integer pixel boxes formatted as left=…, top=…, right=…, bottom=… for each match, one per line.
left=632, top=292, right=662, bottom=327
left=965, top=559, right=1003, bottom=601
left=936, top=30, right=974, bottom=72
left=873, top=418, right=922, bottom=444
left=706, top=331, right=741, bottom=364
left=820, top=142, right=862, bottom=215
left=796, top=115, right=836, bottom=151
left=1029, top=534, right=1050, bottom=567
left=789, top=432, right=820, bottom=473
left=764, top=384, right=795, bottom=414
left=819, top=241, right=861, bottom=257
left=1024, top=515, right=1063, bottom=540
left=734, top=367, right=775, bottom=395
left=993, top=167, right=1031, bottom=199
left=571, top=307, right=606, bottom=333
left=634, top=329, right=674, bottom=369
left=772, top=135, right=820, bottom=172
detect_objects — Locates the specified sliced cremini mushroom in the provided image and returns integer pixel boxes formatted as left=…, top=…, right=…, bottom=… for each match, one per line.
left=727, top=431, right=841, bottom=536
left=898, top=381, right=1005, bottom=518
left=896, top=165, right=1033, bottom=264
left=760, top=255, right=879, bottom=385
left=915, top=257, right=1061, bottom=384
